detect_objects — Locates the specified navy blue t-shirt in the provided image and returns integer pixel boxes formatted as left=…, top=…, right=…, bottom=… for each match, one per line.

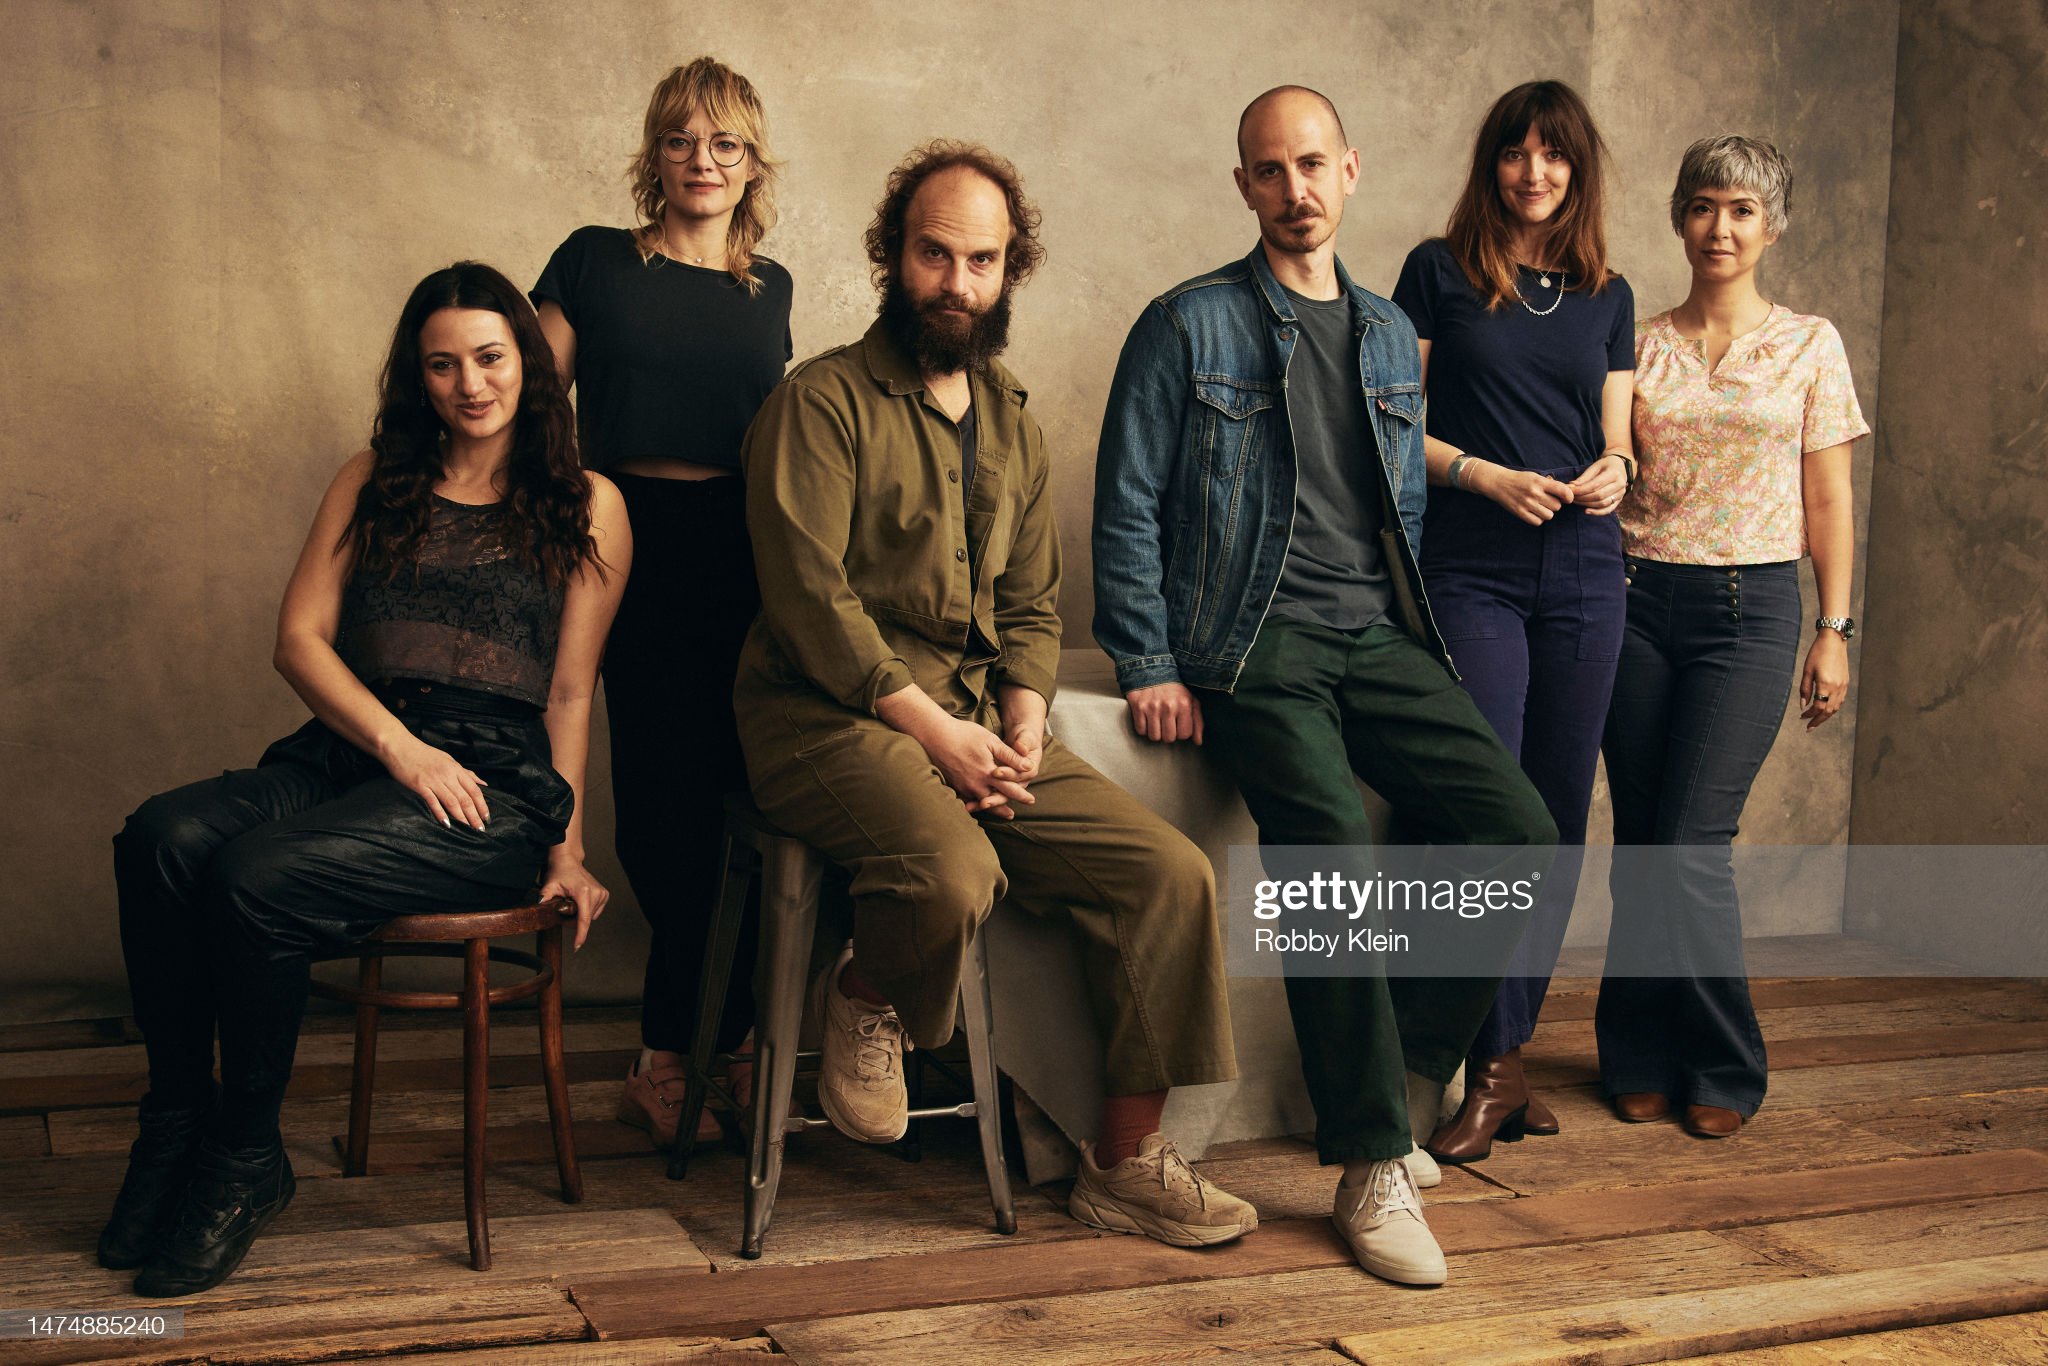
left=1391, top=238, right=1633, bottom=480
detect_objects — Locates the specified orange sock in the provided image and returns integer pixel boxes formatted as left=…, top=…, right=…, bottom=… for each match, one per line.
left=1095, top=1089, right=1168, bottom=1166
left=838, top=956, right=891, bottom=1008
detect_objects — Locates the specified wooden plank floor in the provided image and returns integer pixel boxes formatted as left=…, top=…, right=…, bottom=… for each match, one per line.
left=5, top=958, right=2047, bottom=1363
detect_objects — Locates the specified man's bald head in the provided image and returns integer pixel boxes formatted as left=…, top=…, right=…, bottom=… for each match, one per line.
left=1237, top=85, right=1346, bottom=164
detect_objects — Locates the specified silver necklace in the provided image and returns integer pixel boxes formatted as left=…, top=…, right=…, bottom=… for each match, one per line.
left=1519, top=267, right=1565, bottom=317
left=660, top=225, right=725, bottom=269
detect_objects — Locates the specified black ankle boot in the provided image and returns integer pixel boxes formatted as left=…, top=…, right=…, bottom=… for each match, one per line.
left=133, top=1139, right=295, bottom=1297
left=97, top=1094, right=212, bottom=1270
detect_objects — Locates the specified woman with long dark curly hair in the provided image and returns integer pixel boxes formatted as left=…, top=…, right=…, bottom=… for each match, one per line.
left=532, top=56, right=790, bottom=1149
left=101, top=261, right=629, bottom=1297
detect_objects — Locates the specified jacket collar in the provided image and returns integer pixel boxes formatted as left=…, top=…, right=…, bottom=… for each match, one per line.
left=1244, top=244, right=1395, bottom=330
left=861, top=318, right=1028, bottom=403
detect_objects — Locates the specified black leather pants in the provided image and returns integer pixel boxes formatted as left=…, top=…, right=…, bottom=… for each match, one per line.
left=112, top=682, right=571, bottom=1146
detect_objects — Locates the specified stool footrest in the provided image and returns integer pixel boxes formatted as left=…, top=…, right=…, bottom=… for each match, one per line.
left=679, top=797, right=1016, bottom=1256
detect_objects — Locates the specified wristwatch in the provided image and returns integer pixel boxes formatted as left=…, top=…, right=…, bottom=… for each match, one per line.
left=1815, top=616, right=1857, bottom=640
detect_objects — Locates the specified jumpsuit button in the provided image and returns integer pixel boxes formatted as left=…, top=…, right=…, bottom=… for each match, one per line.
left=1726, top=569, right=1740, bottom=579
left=948, top=470, right=959, bottom=483
left=1280, top=329, right=1295, bottom=341
left=955, top=548, right=967, bottom=562
left=420, top=684, right=432, bottom=692
left=395, top=698, right=407, bottom=710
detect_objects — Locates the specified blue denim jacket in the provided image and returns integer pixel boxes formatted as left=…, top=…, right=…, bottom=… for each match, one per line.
left=1093, top=246, right=1449, bottom=693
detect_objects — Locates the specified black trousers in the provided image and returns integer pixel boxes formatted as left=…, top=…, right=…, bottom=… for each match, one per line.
left=603, top=473, right=760, bottom=1054
left=113, top=682, right=570, bottom=1146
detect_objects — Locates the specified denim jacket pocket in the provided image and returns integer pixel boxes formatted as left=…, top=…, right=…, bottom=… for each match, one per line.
left=1371, top=385, right=1423, bottom=423
left=1191, top=378, right=1278, bottom=480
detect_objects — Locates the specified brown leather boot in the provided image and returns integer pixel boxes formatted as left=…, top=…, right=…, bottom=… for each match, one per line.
left=1523, top=1090, right=1560, bottom=1136
left=1613, top=1091, right=1673, bottom=1122
left=1424, top=1049, right=1531, bottom=1165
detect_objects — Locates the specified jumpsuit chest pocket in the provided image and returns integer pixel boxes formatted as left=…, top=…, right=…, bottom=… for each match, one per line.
left=1191, top=378, right=1278, bottom=480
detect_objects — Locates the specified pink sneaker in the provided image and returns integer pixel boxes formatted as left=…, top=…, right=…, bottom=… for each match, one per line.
left=616, top=1055, right=720, bottom=1148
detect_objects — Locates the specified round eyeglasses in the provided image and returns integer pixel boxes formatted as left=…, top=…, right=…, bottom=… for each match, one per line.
left=657, top=129, right=748, bottom=168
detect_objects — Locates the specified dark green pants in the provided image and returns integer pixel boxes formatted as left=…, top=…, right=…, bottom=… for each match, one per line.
left=1203, top=620, right=1557, bottom=1163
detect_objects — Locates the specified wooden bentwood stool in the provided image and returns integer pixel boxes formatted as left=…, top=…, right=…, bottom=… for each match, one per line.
left=667, top=794, right=1017, bottom=1258
left=309, top=897, right=583, bottom=1271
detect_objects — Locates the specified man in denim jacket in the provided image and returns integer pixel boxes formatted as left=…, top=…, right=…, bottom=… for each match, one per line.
left=1093, top=87, right=1555, bottom=1287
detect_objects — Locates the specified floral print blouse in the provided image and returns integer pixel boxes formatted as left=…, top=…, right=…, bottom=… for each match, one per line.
left=1621, top=305, right=1869, bottom=564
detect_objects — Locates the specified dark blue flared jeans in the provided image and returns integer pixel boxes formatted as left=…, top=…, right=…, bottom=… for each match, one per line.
left=1596, top=557, right=1802, bottom=1114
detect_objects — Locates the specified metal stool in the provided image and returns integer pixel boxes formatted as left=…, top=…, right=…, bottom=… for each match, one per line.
left=667, top=795, right=1016, bottom=1258
left=309, top=897, right=583, bottom=1270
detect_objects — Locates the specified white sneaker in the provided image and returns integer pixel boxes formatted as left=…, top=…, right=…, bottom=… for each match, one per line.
left=1333, top=1157, right=1447, bottom=1286
left=1405, top=1071, right=1446, bottom=1147
left=808, top=945, right=910, bottom=1144
left=1068, top=1134, right=1259, bottom=1247
left=1402, top=1143, right=1441, bottom=1189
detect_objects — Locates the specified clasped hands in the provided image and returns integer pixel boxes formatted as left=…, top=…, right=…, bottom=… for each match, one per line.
left=1470, top=453, right=1630, bottom=524
left=886, top=682, right=1046, bottom=821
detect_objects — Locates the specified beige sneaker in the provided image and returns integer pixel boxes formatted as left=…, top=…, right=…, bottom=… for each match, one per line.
left=1402, top=1142, right=1442, bottom=1189
left=1334, top=1157, right=1447, bottom=1286
left=1068, top=1134, right=1259, bottom=1247
left=809, top=946, right=910, bottom=1144
left=1405, top=1070, right=1446, bottom=1146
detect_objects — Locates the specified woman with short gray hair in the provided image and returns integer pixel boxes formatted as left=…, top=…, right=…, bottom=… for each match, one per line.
left=1599, top=134, right=1867, bottom=1138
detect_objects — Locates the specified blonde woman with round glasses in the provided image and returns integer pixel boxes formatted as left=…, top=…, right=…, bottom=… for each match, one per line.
left=533, top=58, right=791, bottom=1151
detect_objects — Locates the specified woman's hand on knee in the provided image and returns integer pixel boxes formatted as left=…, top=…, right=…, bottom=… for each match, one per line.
left=385, top=737, right=491, bottom=831
left=542, top=849, right=609, bottom=950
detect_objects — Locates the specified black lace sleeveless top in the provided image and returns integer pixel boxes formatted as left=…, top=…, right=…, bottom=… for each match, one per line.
left=337, top=494, right=564, bottom=708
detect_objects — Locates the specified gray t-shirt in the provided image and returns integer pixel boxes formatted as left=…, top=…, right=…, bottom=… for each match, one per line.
left=1267, top=289, right=1391, bottom=631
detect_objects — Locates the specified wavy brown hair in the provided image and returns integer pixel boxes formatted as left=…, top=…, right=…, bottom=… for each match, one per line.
left=628, top=57, right=781, bottom=293
left=1444, top=80, right=1614, bottom=310
left=350, top=262, right=597, bottom=591
left=864, top=140, right=1044, bottom=295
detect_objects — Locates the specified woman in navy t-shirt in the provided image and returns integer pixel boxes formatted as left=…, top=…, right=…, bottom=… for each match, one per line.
left=533, top=58, right=792, bottom=1151
left=1392, top=79, right=1635, bottom=1165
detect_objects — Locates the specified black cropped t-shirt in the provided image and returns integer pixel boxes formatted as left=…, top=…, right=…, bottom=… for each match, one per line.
left=532, top=225, right=793, bottom=473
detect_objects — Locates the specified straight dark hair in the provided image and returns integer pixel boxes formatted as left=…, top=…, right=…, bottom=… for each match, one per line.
left=351, top=262, right=596, bottom=590
left=1444, top=80, right=1614, bottom=310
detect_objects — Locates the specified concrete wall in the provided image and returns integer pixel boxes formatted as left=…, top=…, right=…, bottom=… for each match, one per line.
left=2, top=0, right=1900, bottom=1021
left=1843, top=0, right=2048, bottom=970
left=1850, top=0, right=2048, bottom=848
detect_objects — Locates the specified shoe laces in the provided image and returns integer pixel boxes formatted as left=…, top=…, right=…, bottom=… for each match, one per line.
left=639, top=1062, right=689, bottom=1111
left=1143, top=1139, right=1210, bottom=1211
left=850, top=1008, right=906, bottom=1082
left=1370, top=1157, right=1425, bottom=1222
left=164, top=1172, right=245, bottom=1246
